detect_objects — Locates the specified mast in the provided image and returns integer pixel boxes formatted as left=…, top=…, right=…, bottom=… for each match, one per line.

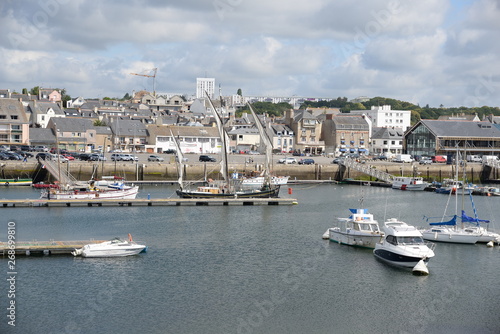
left=205, top=91, right=230, bottom=186
left=170, top=129, right=184, bottom=190
left=247, top=103, right=273, bottom=186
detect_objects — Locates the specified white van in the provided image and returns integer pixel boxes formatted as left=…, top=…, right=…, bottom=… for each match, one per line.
left=393, top=154, right=413, bottom=163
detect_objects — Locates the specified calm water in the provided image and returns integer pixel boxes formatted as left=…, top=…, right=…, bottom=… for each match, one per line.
left=1, top=184, right=500, bottom=334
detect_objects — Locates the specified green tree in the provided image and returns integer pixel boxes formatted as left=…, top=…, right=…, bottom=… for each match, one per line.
left=237, top=88, right=242, bottom=96
left=93, top=119, right=107, bottom=126
left=30, top=86, right=40, bottom=96
left=22, top=88, right=28, bottom=94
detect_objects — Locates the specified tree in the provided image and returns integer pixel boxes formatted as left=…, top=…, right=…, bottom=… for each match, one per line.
left=237, top=88, right=242, bottom=96
left=22, top=88, right=28, bottom=94
left=30, top=86, right=40, bottom=96
left=93, top=119, right=107, bottom=126
left=122, top=93, right=131, bottom=100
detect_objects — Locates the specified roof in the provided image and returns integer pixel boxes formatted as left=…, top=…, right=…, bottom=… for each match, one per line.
left=0, top=98, right=29, bottom=123
left=419, top=120, right=500, bottom=138
left=331, top=114, right=369, bottom=129
left=371, top=127, right=404, bottom=139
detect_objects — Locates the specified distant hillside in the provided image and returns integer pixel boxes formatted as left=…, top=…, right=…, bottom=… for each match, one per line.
left=300, top=97, right=500, bottom=125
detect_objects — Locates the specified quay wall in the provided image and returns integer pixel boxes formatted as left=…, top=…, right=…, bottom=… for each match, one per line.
left=1, top=161, right=498, bottom=184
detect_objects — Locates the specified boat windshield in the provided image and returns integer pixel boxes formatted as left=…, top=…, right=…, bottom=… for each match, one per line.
left=396, top=236, right=424, bottom=245
left=355, top=223, right=379, bottom=232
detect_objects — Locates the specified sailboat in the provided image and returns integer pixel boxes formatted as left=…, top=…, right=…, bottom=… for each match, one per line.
left=173, top=94, right=280, bottom=199
left=421, top=147, right=482, bottom=244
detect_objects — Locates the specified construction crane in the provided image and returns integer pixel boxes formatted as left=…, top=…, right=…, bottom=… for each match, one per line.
left=130, top=68, right=157, bottom=97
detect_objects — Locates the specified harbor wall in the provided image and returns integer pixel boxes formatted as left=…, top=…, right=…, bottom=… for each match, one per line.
left=1, top=161, right=497, bottom=184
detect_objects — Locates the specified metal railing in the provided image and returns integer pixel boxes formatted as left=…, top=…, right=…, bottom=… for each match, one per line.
left=340, top=157, right=395, bottom=183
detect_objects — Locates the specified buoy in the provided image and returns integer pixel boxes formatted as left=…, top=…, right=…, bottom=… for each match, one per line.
left=25, top=250, right=30, bottom=256
left=412, top=260, right=429, bottom=276
left=486, top=240, right=494, bottom=247
left=288, top=187, right=293, bottom=195
left=43, top=250, right=50, bottom=256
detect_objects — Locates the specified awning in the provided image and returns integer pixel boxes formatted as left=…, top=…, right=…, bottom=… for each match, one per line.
left=358, top=148, right=366, bottom=152
left=339, top=148, right=346, bottom=152
left=350, top=148, right=356, bottom=152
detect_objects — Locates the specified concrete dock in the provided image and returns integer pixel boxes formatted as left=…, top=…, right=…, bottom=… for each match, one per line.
left=0, top=239, right=106, bottom=256
left=0, top=197, right=298, bottom=207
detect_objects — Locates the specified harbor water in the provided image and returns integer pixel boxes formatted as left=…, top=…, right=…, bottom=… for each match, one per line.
left=1, top=184, right=500, bottom=334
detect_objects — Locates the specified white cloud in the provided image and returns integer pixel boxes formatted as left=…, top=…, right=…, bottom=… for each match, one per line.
left=0, top=0, right=499, bottom=107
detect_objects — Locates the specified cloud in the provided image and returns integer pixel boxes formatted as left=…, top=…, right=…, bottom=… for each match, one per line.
left=0, top=0, right=499, bottom=107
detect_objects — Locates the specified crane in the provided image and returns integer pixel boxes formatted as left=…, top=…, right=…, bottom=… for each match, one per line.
left=130, top=68, right=157, bottom=97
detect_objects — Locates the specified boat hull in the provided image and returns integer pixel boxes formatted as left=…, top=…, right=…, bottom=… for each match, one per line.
left=421, top=229, right=480, bottom=244
left=44, top=186, right=139, bottom=200
left=329, top=229, right=382, bottom=249
left=81, top=246, right=145, bottom=257
left=0, top=178, right=33, bottom=186
left=373, top=248, right=429, bottom=268
left=176, top=186, right=280, bottom=199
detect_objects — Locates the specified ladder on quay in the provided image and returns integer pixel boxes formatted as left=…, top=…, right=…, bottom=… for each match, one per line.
left=340, top=157, right=395, bottom=183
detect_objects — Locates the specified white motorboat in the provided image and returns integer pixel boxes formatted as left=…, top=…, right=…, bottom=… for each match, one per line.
left=72, top=235, right=146, bottom=257
left=391, top=176, right=429, bottom=191
left=328, top=209, right=383, bottom=249
left=374, top=218, right=435, bottom=268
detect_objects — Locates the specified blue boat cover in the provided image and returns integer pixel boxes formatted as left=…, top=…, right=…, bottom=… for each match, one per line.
left=461, top=210, right=489, bottom=224
left=349, top=208, right=368, bottom=214
left=429, top=215, right=457, bottom=226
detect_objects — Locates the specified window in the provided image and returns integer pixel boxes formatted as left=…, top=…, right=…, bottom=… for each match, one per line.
left=11, top=125, right=20, bottom=130
left=10, top=115, right=18, bottom=119
left=0, top=115, right=6, bottom=119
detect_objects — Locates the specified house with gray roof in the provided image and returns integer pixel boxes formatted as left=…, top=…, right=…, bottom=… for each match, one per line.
left=28, top=101, right=65, bottom=128
left=370, top=127, right=404, bottom=157
left=109, top=118, right=148, bottom=152
left=405, top=119, right=500, bottom=157
left=0, top=98, right=30, bottom=145
left=285, top=109, right=324, bottom=155
left=146, top=124, right=221, bottom=154
left=47, top=117, right=106, bottom=152
left=322, top=114, right=370, bottom=156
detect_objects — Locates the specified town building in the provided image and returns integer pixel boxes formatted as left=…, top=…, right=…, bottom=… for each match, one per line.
left=322, top=114, right=370, bottom=156
left=350, top=105, right=411, bottom=131
left=196, top=78, right=215, bottom=99
left=405, top=119, right=500, bottom=157
left=0, top=98, right=30, bottom=146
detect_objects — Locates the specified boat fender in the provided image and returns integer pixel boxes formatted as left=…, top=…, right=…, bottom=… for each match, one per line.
left=4, top=182, right=8, bottom=186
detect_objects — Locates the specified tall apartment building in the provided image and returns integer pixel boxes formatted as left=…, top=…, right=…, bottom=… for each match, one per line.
left=196, top=77, right=215, bottom=99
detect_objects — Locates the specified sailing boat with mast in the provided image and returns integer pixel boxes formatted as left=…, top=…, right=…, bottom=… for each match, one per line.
left=173, top=94, right=280, bottom=199
left=421, top=146, right=483, bottom=244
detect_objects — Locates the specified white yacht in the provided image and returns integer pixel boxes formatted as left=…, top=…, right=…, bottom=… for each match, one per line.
left=374, top=218, right=435, bottom=269
left=72, top=236, right=146, bottom=257
left=328, top=209, right=383, bottom=249
left=421, top=215, right=482, bottom=244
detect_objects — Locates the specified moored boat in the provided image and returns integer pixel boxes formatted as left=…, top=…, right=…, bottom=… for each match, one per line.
left=391, top=176, right=429, bottom=191
left=328, top=208, right=383, bottom=249
left=72, top=234, right=146, bottom=257
left=0, top=178, right=33, bottom=186
left=374, top=218, right=435, bottom=269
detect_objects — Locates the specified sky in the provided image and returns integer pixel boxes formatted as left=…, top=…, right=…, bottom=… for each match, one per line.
left=1, top=0, right=499, bottom=107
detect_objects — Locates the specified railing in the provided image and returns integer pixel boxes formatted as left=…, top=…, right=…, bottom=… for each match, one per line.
left=37, top=157, right=79, bottom=186
left=340, top=157, right=395, bottom=183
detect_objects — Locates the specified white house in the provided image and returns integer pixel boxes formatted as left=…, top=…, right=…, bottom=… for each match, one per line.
left=350, top=105, right=411, bottom=131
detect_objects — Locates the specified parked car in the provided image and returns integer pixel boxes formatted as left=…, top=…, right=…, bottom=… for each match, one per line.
left=0, top=152, right=10, bottom=160
left=298, top=158, right=315, bottom=165
left=332, top=158, right=342, bottom=164
left=62, top=154, right=75, bottom=161
left=199, top=155, right=216, bottom=162
left=79, top=153, right=92, bottom=161
left=163, top=149, right=176, bottom=154
left=148, top=155, right=165, bottom=162
left=419, top=157, right=432, bottom=165
left=111, top=153, right=130, bottom=161
left=35, top=152, right=53, bottom=160
left=20, top=145, right=34, bottom=152
left=278, top=157, right=297, bottom=164
left=373, top=155, right=388, bottom=161
left=34, top=145, right=48, bottom=152
left=123, top=154, right=139, bottom=161
left=4, top=151, right=22, bottom=160
left=89, top=154, right=107, bottom=161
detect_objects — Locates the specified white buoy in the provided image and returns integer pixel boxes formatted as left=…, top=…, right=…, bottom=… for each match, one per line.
left=412, top=260, right=429, bottom=276
left=322, top=229, right=330, bottom=239
left=486, top=240, right=494, bottom=247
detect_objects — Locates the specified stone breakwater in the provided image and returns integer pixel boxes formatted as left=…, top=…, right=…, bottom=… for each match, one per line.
left=1, top=161, right=497, bottom=184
